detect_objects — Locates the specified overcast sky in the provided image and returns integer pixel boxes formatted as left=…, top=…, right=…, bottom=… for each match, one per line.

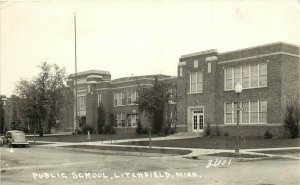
left=1, top=0, right=300, bottom=96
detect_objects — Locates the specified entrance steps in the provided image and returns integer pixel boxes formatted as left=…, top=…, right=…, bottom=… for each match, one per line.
left=174, top=132, right=205, bottom=137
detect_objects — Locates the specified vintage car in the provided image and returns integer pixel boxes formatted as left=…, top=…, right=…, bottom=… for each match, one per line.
left=2, top=130, right=29, bottom=148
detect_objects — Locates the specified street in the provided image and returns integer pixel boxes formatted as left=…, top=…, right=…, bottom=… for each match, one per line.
left=1, top=146, right=300, bottom=185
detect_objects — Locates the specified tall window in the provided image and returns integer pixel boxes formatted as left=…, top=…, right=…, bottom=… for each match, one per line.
left=115, top=113, right=125, bottom=127
left=225, top=103, right=233, bottom=123
left=179, top=67, right=183, bottom=77
left=225, top=63, right=267, bottom=90
left=194, top=60, right=198, bottom=68
left=77, top=95, right=86, bottom=111
left=251, top=65, right=259, bottom=87
left=114, top=92, right=125, bottom=106
left=127, top=90, right=137, bottom=105
left=259, top=100, right=267, bottom=122
left=128, top=114, right=138, bottom=127
left=225, top=68, right=233, bottom=90
left=242, top=66, right=250, bottom=88
left=259, top=63, right=267, bottom=87
left=225, top=100, right=267, bottom=124
left=190, top=72, right=203, bottom=93
left=242, top=101, right=249, bottom=123
left=234, top=67, right=241, bottom=86
left=97, top=93, right=102, bottom=107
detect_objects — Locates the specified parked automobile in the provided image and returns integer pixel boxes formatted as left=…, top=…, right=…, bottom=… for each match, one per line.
left=2, top=130, right=29, bottom=148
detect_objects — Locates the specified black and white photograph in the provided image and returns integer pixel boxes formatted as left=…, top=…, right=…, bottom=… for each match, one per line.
left=0, top=0, right=300, bottom=185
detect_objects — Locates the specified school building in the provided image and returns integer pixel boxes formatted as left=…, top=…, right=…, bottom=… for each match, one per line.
left=67, top=42, right=299, bottom=137
left=177, top=42, right=300, bottom=137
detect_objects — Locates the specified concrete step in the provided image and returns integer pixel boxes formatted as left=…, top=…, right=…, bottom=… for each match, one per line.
left=174, top=132, right=205, bottom=137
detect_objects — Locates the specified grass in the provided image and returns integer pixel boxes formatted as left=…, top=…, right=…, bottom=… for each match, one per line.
left=118, top=136, right=300, bottom=149
left=26, top=134, right=154, bottom=143
left=61, top=145, right=192, bottom=155
left=254, top=149, right=300, bottom=156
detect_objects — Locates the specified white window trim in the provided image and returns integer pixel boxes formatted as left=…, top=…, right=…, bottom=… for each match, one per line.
left=190, top=71, right=203, bottom=94
left=114, top=91, right=125, bottom=107
left=224, top=63, right=267, bottom=91
left=224, top=100, right=267, bottom=125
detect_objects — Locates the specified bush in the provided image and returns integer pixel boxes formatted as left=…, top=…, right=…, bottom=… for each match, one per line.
left=205, top=122, right=211, bottom=136
left=82, top=125, right=95, bottom=134
left=264, top=130, right=273, bottom=139
left=285, top=103, right=299, bottom=139
left=103, top=124, right=115, bottom=134
left=23, top=127, right=30, bottom=134
left=224, top=132, right=229, bottom=136
left=136, top=120, right=143, bottom=134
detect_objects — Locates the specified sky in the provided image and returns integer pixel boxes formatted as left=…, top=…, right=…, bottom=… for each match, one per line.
left=1, top=0, right=300, bottom=96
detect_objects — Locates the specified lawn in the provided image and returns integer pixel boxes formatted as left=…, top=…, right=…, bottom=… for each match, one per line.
left=118, top=136, right=300, bottom=149
left=62, top=145, right=192, bottom=155
left=26, top=134, right=154, bottom=143
left=254, top=149, right=300, bottom=157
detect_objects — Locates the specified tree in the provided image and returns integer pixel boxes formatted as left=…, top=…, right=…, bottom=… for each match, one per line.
left=136, top=78, right=170, bottom=133
left=97, top=103, right=105, bottom=134
left=15, top=62, right=68, bottom=136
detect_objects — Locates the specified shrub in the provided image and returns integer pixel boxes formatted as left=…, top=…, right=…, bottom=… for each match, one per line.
left=205, top=121, right=211, bottom=136
left=216, top=123, right=221, bottom=136
left=136, top=120, right=143, bottom=134
left=82, top=125, right=95, bottom=134
left=264, top=130, right=273, bottom=139
left=103, top=124, right=115, bottom=134
left=224, top=132, right=229, bottom=136
left=285, top=102, right=299, bottom=139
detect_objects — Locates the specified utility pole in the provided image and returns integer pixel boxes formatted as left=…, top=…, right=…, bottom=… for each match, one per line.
left=74, top=13, right=78, bottom=135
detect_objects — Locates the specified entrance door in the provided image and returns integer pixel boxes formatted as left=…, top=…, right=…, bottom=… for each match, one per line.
left=192, top=110, right=204, bottom=132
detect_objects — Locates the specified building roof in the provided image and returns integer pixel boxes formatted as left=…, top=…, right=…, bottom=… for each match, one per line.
left=69, top=70, right=111, bottom=78
left=112, top=74, right=175, bottom=83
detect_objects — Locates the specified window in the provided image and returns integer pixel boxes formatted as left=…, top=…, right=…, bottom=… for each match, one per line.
left=234, top=67, right=241, bottom=85
left=194, top=60, right=198, bottom=68
left=259, top=63, right=267, bottom=87
left=114, top=92, right=125, bottom=106
left=225, top=103, right=233, bottom=123
left=208, top=62, right=211, bottom=73
left=168, top=88, right=176, bottom=104
left=224, top=63, right=267, bottom=90
left=127, top=90, right=137, bottom=105
left=259, top=100, right=267, bottom=123
left=115, top=113, right=125, bottom=127
left=179, top=67, right=183, bottom=77
left=77, top=95, right=86, bottom=111
left=128, top=114, right=138, bottom=127
left=97, top=93, right=102, bottom=107
left=251, top=65, right=259, bottom=87
left=224, top=100, right=267, bottom=124
left=225, top=68, right=233, bottom=90
left=242, top=101, right=249, bottom=123
left=242, top=66, right=250, bottom=88
left=190, top=72, right=203, bottom=93
left=250, top=101, right=259, bottom=122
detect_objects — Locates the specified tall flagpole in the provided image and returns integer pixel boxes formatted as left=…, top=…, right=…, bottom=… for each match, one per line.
left=74, top=13, right=78, bottom=135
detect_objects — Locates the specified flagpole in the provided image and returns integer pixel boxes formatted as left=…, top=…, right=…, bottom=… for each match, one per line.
left=74, top=13, right=78, bottom=135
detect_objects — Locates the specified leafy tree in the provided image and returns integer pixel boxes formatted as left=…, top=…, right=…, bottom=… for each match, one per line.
left=97, top=103, right=105, bottom=134
left=15, top=62, right=68, bottom=136
left=137, top=78, right=170, bottom=133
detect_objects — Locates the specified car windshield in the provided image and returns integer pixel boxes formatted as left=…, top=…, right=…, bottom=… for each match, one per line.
left=12, top=132, right=26, bottom=141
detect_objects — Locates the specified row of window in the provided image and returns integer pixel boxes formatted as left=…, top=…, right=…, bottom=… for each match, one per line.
left=225, top=63, right=267, bottom=90
left=114, top=114, right=138, bottom=128
left=225, top=100, right=267, bottom=124
left=113, top=90, right=138, bottom=107
left=186, top=63, right=267, bottom=93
